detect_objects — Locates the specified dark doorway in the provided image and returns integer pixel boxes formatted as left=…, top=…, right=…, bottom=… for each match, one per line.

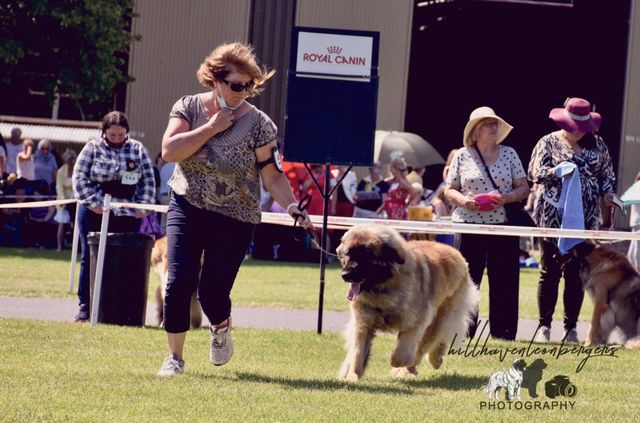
left=405, top=0, right=630, bottom=189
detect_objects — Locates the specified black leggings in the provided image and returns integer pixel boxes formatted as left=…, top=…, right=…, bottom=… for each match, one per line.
left=163, top=194, right=254, bottom=333
left=456, top=232, right=520, bottom=340
left=537, top=239, right=583, bottom=331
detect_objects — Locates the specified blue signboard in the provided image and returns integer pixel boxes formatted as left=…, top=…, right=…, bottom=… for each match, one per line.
left=284, top=27, right=380, bottom=166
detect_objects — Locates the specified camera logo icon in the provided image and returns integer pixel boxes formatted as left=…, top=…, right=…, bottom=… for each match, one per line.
left=544, top=375, right=577, bottom=399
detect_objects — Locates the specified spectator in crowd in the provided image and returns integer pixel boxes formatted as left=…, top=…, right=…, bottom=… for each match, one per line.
left=333, top=165, right=357, bottom=217
left=430, top=149, right=458, bottom=218
left=55, top=150, right=77, bottom=251
left=16, top=138, right=35, bottom=182
left=302, top=164, right=335, bottom=216
left=0, top=182, right=27, bottom=246
left=27, top=183, right=57, bottom=249
left=529, top=98, right=616, bottom=344
left=33, top=139, right=58, bottom=189
left=445, top=106, right=529, bottom=340
left=380, top=154, right=418, bottom=220
left=353, top=163, right=389, bottom=218
left=157, top=42, right=311, bottom=377
left=628, top=172, right=640, bottom=269
left=406, top=166, right=425, bottom=187
left=0, top=133, right=7, bottom=177
left=72, top=111, right=156, bottom=323
left=5, top=127, right=23, bottom=176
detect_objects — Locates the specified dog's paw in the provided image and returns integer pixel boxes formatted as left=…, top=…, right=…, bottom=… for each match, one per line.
left=428, top=354, right=443, bottom=370
left=345, top=372, right=360, bottom=382
left=390, top=350, right=415, bottom=368
left=391, top=366, right=418, bottom=379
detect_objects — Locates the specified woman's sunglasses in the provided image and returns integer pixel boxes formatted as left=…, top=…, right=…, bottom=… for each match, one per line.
left=221, top=78, right=254, bottom=92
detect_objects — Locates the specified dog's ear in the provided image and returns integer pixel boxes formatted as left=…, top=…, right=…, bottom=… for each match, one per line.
left=380, top=243, right=405, bottom=265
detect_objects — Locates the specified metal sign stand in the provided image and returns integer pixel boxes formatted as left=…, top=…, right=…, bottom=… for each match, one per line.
left=303, top=161, right=353, bottom=334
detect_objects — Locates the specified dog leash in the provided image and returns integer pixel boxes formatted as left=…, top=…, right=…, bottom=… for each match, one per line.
left=292, top=194, right=339, bottom=258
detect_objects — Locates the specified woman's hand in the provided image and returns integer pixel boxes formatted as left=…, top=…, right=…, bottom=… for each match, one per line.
left=490, top=193, right=508, bottom=208
left=603, top=192, right=617, bottom=206
left=135, top=209, right=147, bottom=219
left=90, top=206, right=103, bottom=214
left=287, top=204, right=312, bottom=230
left=207, top=108, right=235, bottom=134
left=462, top=197, right=480, bottom=211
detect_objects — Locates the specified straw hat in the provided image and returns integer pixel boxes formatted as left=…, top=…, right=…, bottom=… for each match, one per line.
left=462, top=106, right=513, bottom=147
left=549, top=97, right=601, bottom=133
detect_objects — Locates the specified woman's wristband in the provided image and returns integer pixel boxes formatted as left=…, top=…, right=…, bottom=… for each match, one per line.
left=286, top=202, right=298, bottom=215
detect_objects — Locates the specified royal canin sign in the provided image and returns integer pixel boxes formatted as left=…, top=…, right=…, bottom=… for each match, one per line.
left=296, top=31, right=373, bottom=80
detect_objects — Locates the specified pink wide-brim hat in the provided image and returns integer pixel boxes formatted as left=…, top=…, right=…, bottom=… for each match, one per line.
left=549, top=97, right=601, bottom=133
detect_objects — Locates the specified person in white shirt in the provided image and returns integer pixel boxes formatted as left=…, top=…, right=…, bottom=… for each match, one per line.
left=5, top=127, right=24, bottom=175
left=16, top=138, right=35, bottom=181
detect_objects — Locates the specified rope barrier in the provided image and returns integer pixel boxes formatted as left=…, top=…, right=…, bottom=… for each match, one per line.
left=0, top=197, right=638, bottom=240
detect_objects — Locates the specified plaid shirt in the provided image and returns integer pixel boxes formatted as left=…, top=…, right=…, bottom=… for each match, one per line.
left=73, top=137, right=156, bottom=217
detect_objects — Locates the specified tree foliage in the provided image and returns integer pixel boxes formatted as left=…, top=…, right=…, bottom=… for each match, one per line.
left=0, top=0, right=139, bottom=110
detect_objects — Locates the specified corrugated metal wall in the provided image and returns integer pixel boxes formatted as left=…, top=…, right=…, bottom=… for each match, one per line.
left=294, top=0, right=414, bottom=132
left=249, top=0, right=296, bottom=136
left=126, top=0, right=251, bottom=159
left=620, top=0, right=640, bottom=202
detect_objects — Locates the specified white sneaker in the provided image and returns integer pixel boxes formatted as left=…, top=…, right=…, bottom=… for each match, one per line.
left=564, top=328, right=579, bottom=343
left=157, top=354, right=184, bottom=377
left=210, top=319, right=234, bottom=366
left=534, top=325, right=551, bottom=343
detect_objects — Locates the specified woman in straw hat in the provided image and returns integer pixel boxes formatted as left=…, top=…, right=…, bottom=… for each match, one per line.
left=528, top=97, right=616, bottom=344
left=445, top=106, right=530, bottom=340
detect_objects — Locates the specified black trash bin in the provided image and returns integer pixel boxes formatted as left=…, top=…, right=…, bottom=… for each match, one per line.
left=88, top=232, right=155, bottom=327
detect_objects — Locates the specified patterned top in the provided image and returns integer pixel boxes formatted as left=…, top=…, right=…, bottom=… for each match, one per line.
left=167, top=94, right=276, bottom=224
left=447, top=145, right=526, bottom=224
left=73, top=137, right=156, bottom=217
left=528, top=132, right=616, bottom=231
left=383, top=182, right=410, bottom=220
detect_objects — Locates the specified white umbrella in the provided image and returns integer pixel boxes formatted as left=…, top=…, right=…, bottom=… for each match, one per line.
left=374, top=130, right=444, bottom=167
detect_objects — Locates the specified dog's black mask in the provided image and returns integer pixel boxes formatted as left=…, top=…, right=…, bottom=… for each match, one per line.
left=339, top=243, right=405, bottom=288
left=554, top=241, right=596, bottom=268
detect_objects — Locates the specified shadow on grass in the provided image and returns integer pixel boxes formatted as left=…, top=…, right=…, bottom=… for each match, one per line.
left=0, top=247, right=75, bottom=262
left=201, top=371, right=415, bottom=395
left=399, top=372, right=486, bottom=391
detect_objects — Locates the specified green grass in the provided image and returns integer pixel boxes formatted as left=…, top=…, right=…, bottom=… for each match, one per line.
left=0, top=247, right=593, bottom=321
left=0, top=318, right=637, bottom=422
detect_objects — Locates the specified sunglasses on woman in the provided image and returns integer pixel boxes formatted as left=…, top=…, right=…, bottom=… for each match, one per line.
left=221, top=78, right=254, bottom=92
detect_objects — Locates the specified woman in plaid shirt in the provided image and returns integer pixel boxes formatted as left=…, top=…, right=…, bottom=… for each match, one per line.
left=72, top=111, right=155, bottom=322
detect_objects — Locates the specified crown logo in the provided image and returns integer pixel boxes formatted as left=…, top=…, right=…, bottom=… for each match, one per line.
left=327, top=46, right=342, bottom=55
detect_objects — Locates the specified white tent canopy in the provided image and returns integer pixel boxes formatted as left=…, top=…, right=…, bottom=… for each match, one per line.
left=0, top=119, right=100, bottom=145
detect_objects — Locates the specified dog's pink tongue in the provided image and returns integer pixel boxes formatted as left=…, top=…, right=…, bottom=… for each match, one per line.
left=347, top=283, right=362, bottom=301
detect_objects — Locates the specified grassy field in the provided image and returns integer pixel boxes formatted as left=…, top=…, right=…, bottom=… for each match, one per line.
left=0, top=318, right=637, bottom=422
left=0, top=246, right=594, bottom=320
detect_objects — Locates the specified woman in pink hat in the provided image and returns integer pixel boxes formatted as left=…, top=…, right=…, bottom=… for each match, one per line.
left=528, top=97, right=616, bottom=344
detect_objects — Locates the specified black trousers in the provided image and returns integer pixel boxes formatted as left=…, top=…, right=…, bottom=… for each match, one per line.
left=537, top=239, right=583, bottom=331
left=456, top=232, right=520, bottom=340
left=163, top=194, right=254, bottom=333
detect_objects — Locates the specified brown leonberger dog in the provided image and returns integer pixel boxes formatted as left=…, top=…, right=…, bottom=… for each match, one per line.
left=336, top=225, right=478, bottom=381
left=151, top=236, right=202, bottom=329
left=566, top=242, right=640, bottom=349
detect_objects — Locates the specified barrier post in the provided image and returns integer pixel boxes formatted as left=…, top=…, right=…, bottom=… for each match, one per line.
left=90, top=194, right=112, bottom=328
left=68, top=204, right=81, bottom=293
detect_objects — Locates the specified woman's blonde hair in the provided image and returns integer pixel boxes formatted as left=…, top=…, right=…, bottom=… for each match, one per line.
left=197, top=42, right=275, bottom=97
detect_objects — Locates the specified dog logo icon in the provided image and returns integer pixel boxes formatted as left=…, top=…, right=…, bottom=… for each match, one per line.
left=483, top=358, right=526, bottom=401
left=521, top=358, right=547, bottom=398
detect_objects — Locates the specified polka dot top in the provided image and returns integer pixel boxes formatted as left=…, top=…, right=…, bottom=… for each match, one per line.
left=446, top=145, right=526, bottom=224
